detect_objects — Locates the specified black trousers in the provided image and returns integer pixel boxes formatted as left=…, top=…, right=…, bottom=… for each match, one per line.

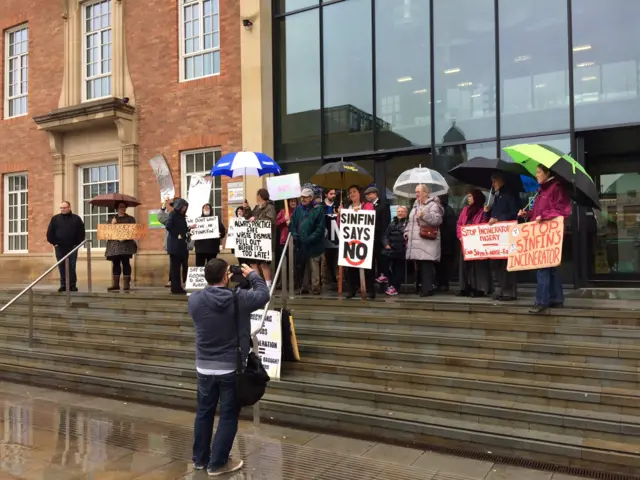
left=417, top=260, right=435, bottom=295
left=388, top=258, right=406, bottom=291
left=492, top=259, right=518, bottom=298
left=169, top=254, right=188, bottom=292
left=110, top=256, right=132, bottom=276
left=373, top=244, right=387, bottom=279
left=347, top=267, right=375, bottom=297
left=195, top=253, right=217, bottom=267
left=435, top=253, right=455, bottom=288
left=324, top=248, right=338, bottom=284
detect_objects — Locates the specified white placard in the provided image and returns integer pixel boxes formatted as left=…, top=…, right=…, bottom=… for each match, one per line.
left=149, top=154, right=175, bottom=202
left=225, top=217, right=238, bottom=250
left=234, top=219, right=272, bottom=262
left=338, top=210, right=376, bottom=270
left=266, top=174, right=301, bottom=202
left=190, top=216, right=220, bottom=241
left=186, top=175, right=213, bottom=221
left=185, top=267, right=206, bottom=290
left=250, top=309, right=282, bottom=380
left=460, top=221, right=516, bottom=260
left=228, top=182, right=244, bottom=204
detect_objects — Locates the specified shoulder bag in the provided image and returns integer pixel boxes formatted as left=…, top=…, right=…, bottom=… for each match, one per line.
left=233, top=290, right=270, bottom=407
left=416, top=205, right=438, bottom=240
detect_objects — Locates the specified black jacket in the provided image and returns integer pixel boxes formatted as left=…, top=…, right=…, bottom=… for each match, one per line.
left=488, top=187, right=520, bottom=222
left=194, top=215, right=226, bottom=255
left=372, top=199, right=391, bottom=240
left=46, top=213, right=85, bottom=249
left=166, top=198, right=190, bottom=258
left=381, top=216, right=408, bottom=259
left=440, top=204, right=458, bottom=256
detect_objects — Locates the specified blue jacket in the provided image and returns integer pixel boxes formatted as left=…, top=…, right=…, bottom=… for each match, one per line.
left=165, top=198, right=189, bottom=257
left=488, top=187, right=520, bottom=222
left=188, top=272, right=270, bottom=372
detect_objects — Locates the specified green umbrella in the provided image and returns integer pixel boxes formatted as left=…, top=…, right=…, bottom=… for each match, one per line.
left=502, top=143, right=599, bottom=209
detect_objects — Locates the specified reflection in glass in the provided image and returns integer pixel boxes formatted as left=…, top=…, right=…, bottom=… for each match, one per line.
left=433, top=0, right=496, bottom=142
left=375, top=0, right=430, bottom=149
left=276, top=0, right=318, bottom=14
left=573, top=0, right=640, bottom=128
left=499, top=0, right=570, bottom=136
left=323, top=0, right=374, bottom=155
left=275, top=11, right=321, bottom=160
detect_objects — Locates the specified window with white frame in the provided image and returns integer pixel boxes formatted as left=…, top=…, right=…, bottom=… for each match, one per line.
left=181, top=149, right=222, bottom=218
left=180, top=0, right=220, bottom=81
left=4, top=25, right=28, bottom=118
left=79, top=164, right=119, bottom=248
left=83, top=0, right=112, bottom=101
left=4, top=173, right=28, bottom=253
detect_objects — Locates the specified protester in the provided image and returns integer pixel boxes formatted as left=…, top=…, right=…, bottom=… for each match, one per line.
left=235, top=206, right=245, bottom=218
left=166, top=198, right=190, bottom=295
left=321, top=189, right=339, bottom=286
left=105, top=202, right=137, bottom=292
left=290, top=188, right=326, bottom=295
left=340, top=185, right=375, bottom=299
left=245, top=189, right=277, bottom=287
left=189, top=260, right=270, bottom=476
left=405, top=184, right=443, bottom=297
left=365, top=187, right=391, bottom=285
left=435, top=194, right=457, bottom=292
left=194, top=203, right=226, bottom=267
left=485, top=173, right=521, bottom=301
left=382, top=205, right=409, bottom=296
left=46, top=201, right=86, bottom=292
left=157, top=198, right=173, bottom=287
left=457, top=189, right=492, bottom=298
left=518, top=166, right=572, bottom=313
left=275, top=198, right=298, bottom=258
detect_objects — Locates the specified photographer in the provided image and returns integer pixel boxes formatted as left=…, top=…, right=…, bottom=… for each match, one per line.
left=189, top=260, right=270, bottom=475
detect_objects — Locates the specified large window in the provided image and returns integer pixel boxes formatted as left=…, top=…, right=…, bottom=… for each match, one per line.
left=181, top=149, right=223, bottom=218
left=275, top=10, right=321, bottom=160
left=83, top=0, right=112, bottom=101
left=4, top=25, right=28, bottom=118
left=434, top=0, right=496, bottom=143
left=79, top=164, right=119, bottom=248
left=4, top=173, right=28, bottom=253
left=499, top=0, right=569, bottom=136
left=180, top=0, right=221, bottom=81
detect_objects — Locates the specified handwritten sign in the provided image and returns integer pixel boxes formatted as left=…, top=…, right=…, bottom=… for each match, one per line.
left=234, top=219, right=272, bottom=261
left=250, top=310, right=282, bottom=380
left=149, top=154, right=175, bottom=202
left=186, top=175, right=212, bottom=221
left=185, top=267, right=206, bottom=290
left=460, top=221, right=517, bottom=260
left=507, top=217, right=565, bottom=272
left=97, top=224, right=148, bottom=241
left=190, top=216, right=220, bottom=241
left=266, top=174, right=301, bottom=202
left=338, top=210, right=376, bottom=270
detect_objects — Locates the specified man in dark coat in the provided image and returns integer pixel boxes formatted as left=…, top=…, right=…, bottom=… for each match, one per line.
left=46, top=201, right=86, bottom=292
left=364, top=187, right=391, bottom=284
left=485, top=173, right=521, bottom=301
left=165, top=197, right=190, bottom=294
left=435, top=195, right=457, bottom=292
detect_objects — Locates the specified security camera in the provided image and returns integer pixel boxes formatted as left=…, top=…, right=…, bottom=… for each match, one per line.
left=242, top=19, right=253, bottom=29
left=122, top=97, right=130, bottom=104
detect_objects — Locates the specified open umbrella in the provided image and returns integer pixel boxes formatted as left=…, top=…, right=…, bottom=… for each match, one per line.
left=311, top=161, right=373, bottom=191
left=502, top=143, right=600, bottom=209
left=211, top=151, right=281, bottom=178
left=448, top=157, right=530, bottom=192
left=89, top=193, right=140, bottom=208
left=393, top=167, right=449, bottom=198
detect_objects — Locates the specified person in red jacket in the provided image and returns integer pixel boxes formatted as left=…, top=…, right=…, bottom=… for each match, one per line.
left=518, top=165, right=572, bottom=313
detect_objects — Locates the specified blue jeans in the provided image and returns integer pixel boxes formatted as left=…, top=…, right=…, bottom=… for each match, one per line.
left=55, top=247, right=78, bottom=288
left=192, top=372, right=241, bottom=469
left=535, top=267, right=564, bottom=306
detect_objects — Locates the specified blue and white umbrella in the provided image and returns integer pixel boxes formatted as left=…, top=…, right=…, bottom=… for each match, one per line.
left=211, top=151, right=281, bottom=178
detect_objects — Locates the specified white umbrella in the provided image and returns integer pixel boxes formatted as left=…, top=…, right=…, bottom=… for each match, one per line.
left=393, top=167, right=449, bottom=198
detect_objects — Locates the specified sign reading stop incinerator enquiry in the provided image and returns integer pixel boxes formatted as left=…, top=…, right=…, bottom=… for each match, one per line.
left=460, top=221, right=516, bottom=260
left=338, top=210, right=376, bottom=270
left=507, top=216, right=565, bottom=272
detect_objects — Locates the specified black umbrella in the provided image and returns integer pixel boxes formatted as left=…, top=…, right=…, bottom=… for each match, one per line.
left=311, top=160, right=374, bottom=191
left=448, top=157, right=531, bottom=192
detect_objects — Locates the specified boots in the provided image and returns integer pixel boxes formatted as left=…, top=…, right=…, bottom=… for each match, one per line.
left=107, top=275, right=120, bottom=292
left=123, top=276, right=131, bottom=291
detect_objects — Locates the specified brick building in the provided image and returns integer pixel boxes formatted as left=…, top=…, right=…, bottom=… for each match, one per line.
left=0, top=0, right=274, bottom=286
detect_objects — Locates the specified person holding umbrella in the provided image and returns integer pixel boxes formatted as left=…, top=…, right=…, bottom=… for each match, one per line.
left=105, top=201, right=138, bottom=292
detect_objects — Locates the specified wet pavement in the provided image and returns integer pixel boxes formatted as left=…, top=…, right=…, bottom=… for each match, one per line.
left=0, top=381, right=588, bottom=480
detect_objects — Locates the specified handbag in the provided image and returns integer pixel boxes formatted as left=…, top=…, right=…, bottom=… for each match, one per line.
left=233, top=290, right=270, bottom=407
left=416, top=209, right=438, bottom=240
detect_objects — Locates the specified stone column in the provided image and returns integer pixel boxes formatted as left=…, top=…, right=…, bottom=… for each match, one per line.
left=48, top=133, right=66, bottom=213
left=121, top=144, right=139, bottom=198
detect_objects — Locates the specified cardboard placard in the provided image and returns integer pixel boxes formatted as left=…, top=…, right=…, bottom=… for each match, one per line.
left=190, top=216, right=220, bottom=241
left=250, top=309, right=282, bottom=380
left=97, top=224, right=148, bottom=241
left=507, top=216, right=565, bottom=272
left=185, top=267, right=206, bottom=290
left=460, top=221, right=517, bottom=260
left=266, top=174, right=301, bottom=202
left=233, top=219, right=272, bottom=262
left=337, top=210, right=376, bottom=270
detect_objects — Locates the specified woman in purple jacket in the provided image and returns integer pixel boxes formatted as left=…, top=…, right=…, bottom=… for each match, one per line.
left=518, top=165, right=572, bottom=313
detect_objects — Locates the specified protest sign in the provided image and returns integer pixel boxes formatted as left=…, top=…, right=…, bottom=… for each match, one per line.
left=338, top=210, right=376, bottom=269
left=234, top=219, right=272, bottom=261
left=225, top=217, right=238, bottom=250
left=460, top=221, right=517, bottom=260
left=186, top=175, right=212, bottom=220
left=97, top=224, right=148, bottom=241
left=190, top=216, right=220, bottom=241
left=507, top=216, right=565, bottom=272
left=185, top=267, right=206, bottom=290
left=148, top=209, right=163, bottom=229
left=149, top=154, right=175, bottom=202
left=325, top=214, right=339, bottom=249
left=250, top=309, right=282, bottom=380
left=266, top=174, right=301, bottom=202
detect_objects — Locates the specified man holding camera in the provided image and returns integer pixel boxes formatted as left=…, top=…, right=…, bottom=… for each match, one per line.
left=188, top=260, right=270, bottom=476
